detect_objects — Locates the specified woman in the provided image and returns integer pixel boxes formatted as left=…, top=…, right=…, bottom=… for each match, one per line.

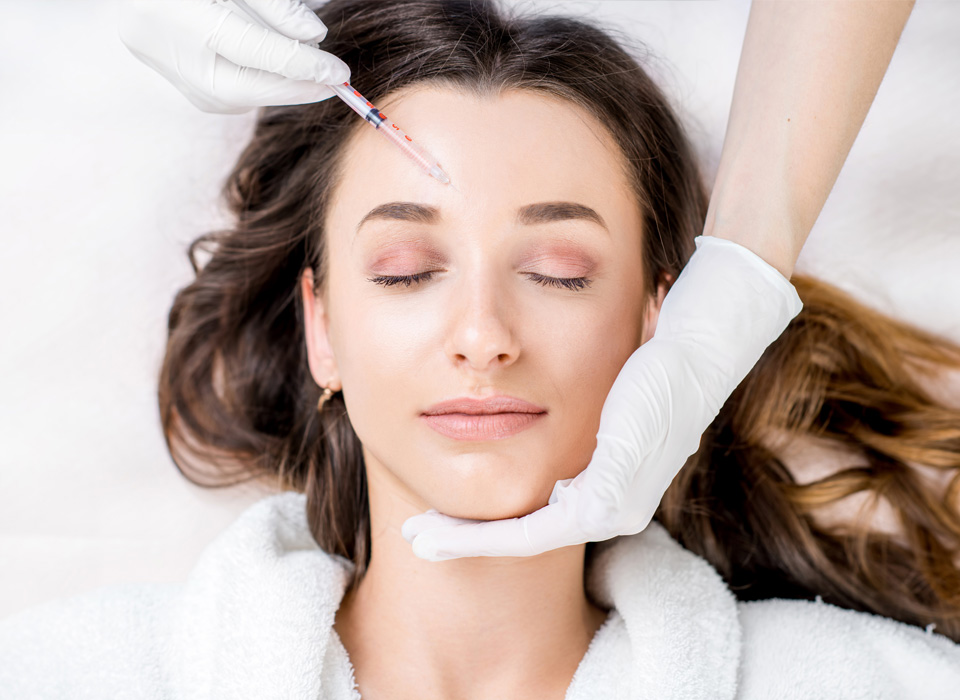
left=116, top=0, right=921, bottom=563
left=3, top=0, right=960, bottom=697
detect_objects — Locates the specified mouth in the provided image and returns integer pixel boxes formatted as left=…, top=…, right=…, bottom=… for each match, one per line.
left=421, top=395, right=547, bottom=441
left=420, top=411, right=545, bottom=441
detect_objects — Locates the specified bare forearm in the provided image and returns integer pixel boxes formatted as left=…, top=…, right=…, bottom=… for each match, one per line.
left=704, top=0, right=915, bottom=278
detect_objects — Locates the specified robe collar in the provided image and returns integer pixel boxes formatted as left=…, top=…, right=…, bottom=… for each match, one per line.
left=167, top=492, right=740, bottom=699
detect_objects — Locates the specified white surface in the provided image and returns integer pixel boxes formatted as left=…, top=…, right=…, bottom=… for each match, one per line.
left=1, top=0, right=958, bottom=619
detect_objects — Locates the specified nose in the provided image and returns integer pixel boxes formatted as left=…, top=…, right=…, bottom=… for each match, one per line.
left=443, top=271, right=521, bottom=373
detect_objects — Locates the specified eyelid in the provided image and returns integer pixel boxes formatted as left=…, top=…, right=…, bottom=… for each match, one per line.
left=367, top=247, right=445, bottom=271
left=522, top=249, right=594, bottom=267
left=366, top=271, right=435, bottom=288
left=368, top=255, right=595, bottom=279
left=367, top=270, right=593, bottom=291
left=524, top=272, right=592, bottom=291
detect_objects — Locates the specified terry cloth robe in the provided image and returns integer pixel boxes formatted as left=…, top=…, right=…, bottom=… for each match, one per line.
left=1, top=492, right=959, bottom=699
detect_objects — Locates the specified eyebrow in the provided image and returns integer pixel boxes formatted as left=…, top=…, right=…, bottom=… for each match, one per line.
left=355, top=201, right=609, bottom=235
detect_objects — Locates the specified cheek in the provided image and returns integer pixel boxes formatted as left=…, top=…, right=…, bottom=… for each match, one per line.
left=541, top=277, right=647, bottom=462
left=345, top=298, right=439, bottom=375
left=326, top=248, right=437, bottom=383
left=553, top=300, right=644, bottom=419
left=325, top=287, right=443, bottom=449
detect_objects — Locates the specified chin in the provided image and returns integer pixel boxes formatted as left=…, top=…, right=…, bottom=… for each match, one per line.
left=428, top=478, right=555, bottom=521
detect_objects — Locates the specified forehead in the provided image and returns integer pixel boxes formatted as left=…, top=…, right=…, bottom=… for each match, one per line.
left=327, top=85, right=639, bottom=239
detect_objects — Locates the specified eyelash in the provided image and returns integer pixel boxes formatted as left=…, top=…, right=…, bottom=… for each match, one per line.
left=367, top=271, right=593, bottom=291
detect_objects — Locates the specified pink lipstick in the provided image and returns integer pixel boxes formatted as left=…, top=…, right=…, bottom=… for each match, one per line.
left=421, top=395, right=546, bottom=441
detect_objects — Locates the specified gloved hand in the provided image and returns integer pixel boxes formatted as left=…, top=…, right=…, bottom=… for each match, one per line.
left=402, top=235, right=803, bottom=561
left=117, top=0, right=350, bottom=114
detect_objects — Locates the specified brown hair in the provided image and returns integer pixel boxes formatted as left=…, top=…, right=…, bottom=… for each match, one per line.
left=657, top=277, right=960, bottom=639
left=158, top=0, right=960, bottom=639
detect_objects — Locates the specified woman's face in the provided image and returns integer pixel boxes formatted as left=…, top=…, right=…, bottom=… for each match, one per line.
left=303, top=85, right=661, bottom=520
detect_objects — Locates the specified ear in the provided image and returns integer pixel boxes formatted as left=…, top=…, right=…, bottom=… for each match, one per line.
left=300, top=268, right=342, bottom=392
left=639, top=271, right=674, bottom=345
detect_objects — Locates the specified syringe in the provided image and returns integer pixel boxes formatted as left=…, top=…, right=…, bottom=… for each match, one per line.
left=217, top=0, right=453, bottom=187
left=327, top=81, right=451, bottom=186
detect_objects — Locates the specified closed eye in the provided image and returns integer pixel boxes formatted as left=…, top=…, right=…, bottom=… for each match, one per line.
left=367, top=271, right=592, bottom=291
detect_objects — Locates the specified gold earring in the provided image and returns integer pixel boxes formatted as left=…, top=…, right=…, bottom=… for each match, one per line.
left=317, top=387, right=334, bottom=412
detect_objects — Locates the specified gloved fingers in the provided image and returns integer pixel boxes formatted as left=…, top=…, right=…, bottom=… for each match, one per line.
left=236, top=0, right=332, bottom=43
left=402, top=511, right=533, bottom=561
left=209, top=54, right=340, bottom=108
left=208, top=7, right=351, bottom=84
left=402, top=493, right=588, bottom=561
left=401, top=509, right=476, bottom=543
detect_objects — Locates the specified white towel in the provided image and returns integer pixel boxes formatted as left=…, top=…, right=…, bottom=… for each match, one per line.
left=1, top=492, right=958, bottom=698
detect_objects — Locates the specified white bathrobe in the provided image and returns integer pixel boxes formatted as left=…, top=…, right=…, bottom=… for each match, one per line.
left=2, top=492, right=959, bottom=699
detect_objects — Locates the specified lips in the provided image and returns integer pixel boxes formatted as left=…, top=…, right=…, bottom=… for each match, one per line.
left=421, top=395, right=546, bottom=441
left=422, top=395, right=546, bottom=416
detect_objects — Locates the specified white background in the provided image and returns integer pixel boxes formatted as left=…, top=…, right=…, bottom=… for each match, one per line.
left=1, top=0, right=958, bottom=619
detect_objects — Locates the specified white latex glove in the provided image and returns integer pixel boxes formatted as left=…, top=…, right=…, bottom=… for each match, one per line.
left=402, top=235, right=803, bottom=561
left=117, top=0, right=350, bottom=114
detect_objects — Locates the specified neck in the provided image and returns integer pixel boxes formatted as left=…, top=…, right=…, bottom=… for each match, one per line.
left=334, top=458, right=609, bottom=700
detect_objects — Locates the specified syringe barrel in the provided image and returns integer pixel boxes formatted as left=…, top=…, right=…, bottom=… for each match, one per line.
left=329, top=83, right=387, bottom=125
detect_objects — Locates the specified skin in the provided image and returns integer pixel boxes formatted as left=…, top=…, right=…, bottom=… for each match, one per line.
left=706, top=0, right=916, bottom=278
left=300, top=86, right=667, bottom=700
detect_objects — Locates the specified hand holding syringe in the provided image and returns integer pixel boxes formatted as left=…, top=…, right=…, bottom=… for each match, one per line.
left=221, top=0, right=453, bottom=187
left=119, top=0, right=454, bottom=186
